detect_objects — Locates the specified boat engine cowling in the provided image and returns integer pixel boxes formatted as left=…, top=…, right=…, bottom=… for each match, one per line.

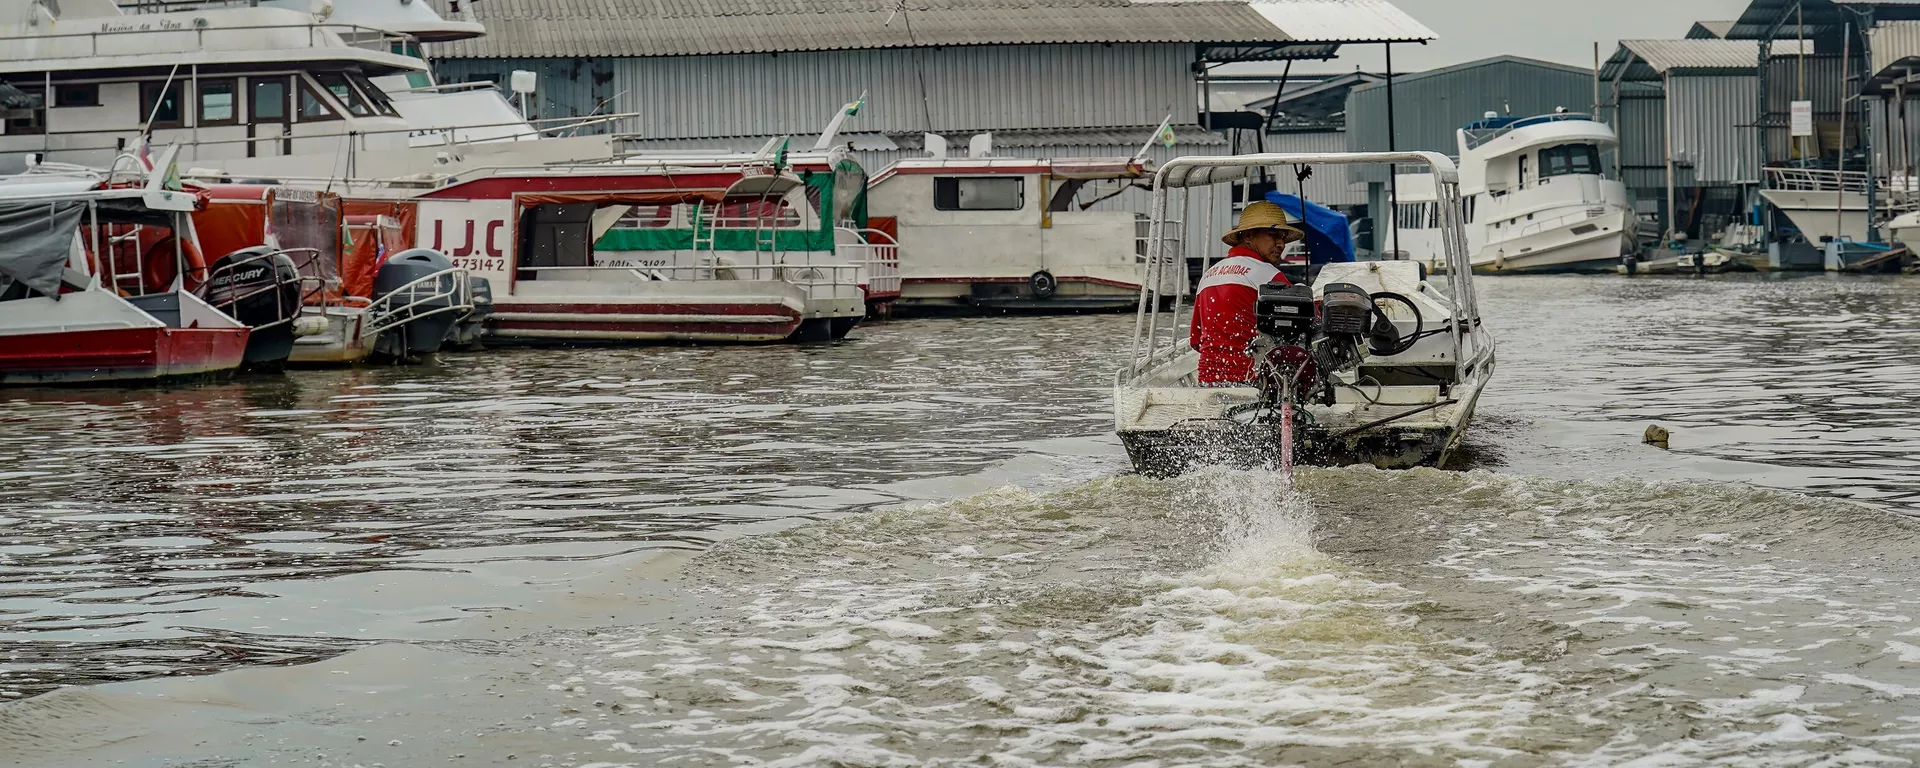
left=198, top=246, right=301, bottom=330
left=1251, top=281, right=1382, bottom=406
left=372, top=248, right=466, bottom=358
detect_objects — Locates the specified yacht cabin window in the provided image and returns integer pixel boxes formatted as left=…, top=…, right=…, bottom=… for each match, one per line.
left=198, top=79, right=238, bottom=126
left=139, top=81, right=185, bottom=128
left=315, top=73, right=372, bottom=117
left=934, top=177, right=1024, bottom=211
left=297, top=80, right=339, bottom=122
left=1539, top=144, right=1601, bottom=179
left=4, top=86, right=45, bottom=135
left=251, top=77, right=289, bottom=123
left=54, top=84, right=99, bottom=108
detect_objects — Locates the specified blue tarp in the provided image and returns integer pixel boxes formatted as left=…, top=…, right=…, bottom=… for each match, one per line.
left=1266, top=192, right=1354, bottom=264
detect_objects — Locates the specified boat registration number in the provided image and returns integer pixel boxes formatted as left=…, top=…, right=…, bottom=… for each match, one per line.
left=450, top=257, right=509, bottom=273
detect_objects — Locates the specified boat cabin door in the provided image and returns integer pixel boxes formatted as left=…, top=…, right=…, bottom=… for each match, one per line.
left=517, top=203, right=597, bottom=278
left=248, top=77, right=293, bottom=158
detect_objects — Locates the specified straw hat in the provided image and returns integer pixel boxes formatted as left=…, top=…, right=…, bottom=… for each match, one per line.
left=1221, top=201, right=1306, bottom=247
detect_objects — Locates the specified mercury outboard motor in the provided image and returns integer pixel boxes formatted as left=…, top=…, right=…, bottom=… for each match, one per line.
left=197, top=246, right=302, bottom=371
left=371, top=248, right=467, bottom=361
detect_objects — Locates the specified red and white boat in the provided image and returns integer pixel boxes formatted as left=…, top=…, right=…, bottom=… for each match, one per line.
left=324, top=161, right=860, bottom=344
left=867, top=150, right=1156, bottom=316
left=0, top=155, right=251, bottom=386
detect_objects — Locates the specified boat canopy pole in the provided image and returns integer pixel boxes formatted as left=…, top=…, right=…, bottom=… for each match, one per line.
left=1386, top=42, right=1399, bottom=260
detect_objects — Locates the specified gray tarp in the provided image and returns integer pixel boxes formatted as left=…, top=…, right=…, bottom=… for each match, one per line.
left=0, top=200, right=85, bottom=299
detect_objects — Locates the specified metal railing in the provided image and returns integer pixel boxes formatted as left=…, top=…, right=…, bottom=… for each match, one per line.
left=1460, top=113, right=1597, bottom=151
left=362, top=267, right=472, bottom=337
left=1766, top=167, right=1875, bottom=194
left=0, top=21, right=412, bottom=61
left=836, top=227, right=900, bottom=298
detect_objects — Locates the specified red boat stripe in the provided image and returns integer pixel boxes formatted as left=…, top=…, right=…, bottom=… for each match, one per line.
left=490, top=302, right=802, bottom=318
left=903, top=276, right=1142, bottom=290
left=491, top=320, right=799, bottom=337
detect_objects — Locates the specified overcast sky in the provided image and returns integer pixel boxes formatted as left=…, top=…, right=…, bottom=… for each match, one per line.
left=1293, top=0, right=1754, bottom=74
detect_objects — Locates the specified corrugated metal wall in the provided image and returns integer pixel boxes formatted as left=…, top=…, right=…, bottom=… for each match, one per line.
left=1867, top=95, right=1920, bottom=181
left=1669, top=75, right=1759, bottom=184
left=434, top=44, right=1195, bottom=139
left=1763, top=54, right=1849, bottom=162
left=1265, top=130, right=1367, bottom=205
left=1344, top=58, right=1602, bottom=183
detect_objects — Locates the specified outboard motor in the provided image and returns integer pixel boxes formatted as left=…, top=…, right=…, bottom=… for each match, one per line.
left=197, top=246, right=302, bottom=371
left=446, top=276, right=493, bottom=351
left=371, top=248, right=466, bottom=361
left=1250, top=281, right=1419, bottom=410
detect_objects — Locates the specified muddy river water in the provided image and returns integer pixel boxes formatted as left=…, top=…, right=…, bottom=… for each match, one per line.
left=2, top=274, right=1919, bottom=766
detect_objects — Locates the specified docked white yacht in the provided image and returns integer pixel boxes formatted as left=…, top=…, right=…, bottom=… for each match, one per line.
left=1390, top=113, right=1635, bottom=274
left=0, top=0, right=613, bottom=178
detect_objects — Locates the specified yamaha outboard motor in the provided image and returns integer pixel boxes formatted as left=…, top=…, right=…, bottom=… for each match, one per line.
left=371, top=248, right=466, bottom=361
left=446, top=276, right=493, bottom=351
left=197, top=246, right=302, bottom=372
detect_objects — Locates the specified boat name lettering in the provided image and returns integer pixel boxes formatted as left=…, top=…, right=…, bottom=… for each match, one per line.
left=275, top=188, right=320, bottom=203
left=430, top=218, right=505, bottom=259
left=100, top=18, right=184, bottom=32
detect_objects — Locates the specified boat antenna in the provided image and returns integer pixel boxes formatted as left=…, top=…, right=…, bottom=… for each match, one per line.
left=142, top=64, right=181, bottom=134
left=884, top=0, right=935, bottom=134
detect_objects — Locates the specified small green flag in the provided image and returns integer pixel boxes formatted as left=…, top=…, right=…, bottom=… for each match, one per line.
left=775, top=137, right=790, bottom=169
left=845, top=98, right=864, bottom=117
left=1157, top=124, right=1177, bottom=148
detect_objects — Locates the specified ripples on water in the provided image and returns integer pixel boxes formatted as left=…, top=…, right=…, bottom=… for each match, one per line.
left=2, top=274, right=1919, bottom=764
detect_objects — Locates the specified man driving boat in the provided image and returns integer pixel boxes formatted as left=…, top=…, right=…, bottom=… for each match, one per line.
left=1190, top=201, right=1306, bottom=385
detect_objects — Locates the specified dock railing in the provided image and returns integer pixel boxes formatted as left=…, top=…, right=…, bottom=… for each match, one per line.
left=836, top=227, right=900, bottom=299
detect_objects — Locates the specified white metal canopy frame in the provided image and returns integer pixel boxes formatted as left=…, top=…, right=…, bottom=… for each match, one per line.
left=1125, top=150, right=1481, bottom=380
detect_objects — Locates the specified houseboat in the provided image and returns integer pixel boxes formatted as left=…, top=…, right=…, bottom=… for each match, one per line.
left=323, top=161, right=862, bottom=344
left=867, top=148, right=1154, bottom=315
left=1388, top=112, right=1635, bottom=273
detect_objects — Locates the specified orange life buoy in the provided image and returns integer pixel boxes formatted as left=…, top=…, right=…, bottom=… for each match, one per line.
left=141, top=236, right=209, bottom=294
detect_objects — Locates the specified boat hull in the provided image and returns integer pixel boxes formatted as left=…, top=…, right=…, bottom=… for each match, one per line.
left=0, top=326, right=250, bottom=386
left=1474, top=212, right=1633, bottom=274
left=893, top=276, right=1141, bottom=317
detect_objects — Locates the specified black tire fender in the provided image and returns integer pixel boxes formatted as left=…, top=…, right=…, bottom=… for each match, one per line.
left=1029, top=270, right=1057, bottom=299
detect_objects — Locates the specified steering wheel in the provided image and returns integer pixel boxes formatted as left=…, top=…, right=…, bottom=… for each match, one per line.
left=1366, top=291, right=1424, bottom=357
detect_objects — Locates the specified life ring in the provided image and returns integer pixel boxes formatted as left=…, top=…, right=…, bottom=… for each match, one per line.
left=1029, top=270, right=1057, bottom=299
left=141, top=236, right=209, bottom=294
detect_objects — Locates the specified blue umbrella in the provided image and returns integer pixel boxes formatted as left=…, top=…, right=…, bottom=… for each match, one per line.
left=1265, top=192, right=1355, bottom=264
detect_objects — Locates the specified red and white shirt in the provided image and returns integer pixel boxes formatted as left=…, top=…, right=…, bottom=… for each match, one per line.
left=1189, top=246, right=1291, bottom=384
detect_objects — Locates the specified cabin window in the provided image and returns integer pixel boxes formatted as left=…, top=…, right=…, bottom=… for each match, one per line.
left=315, top=73, right=373, bottom=117
left=1426, top=202, right=1439, bottom=229
left=251, top=77, right=289, bottom=122
left=345, top=71, right=399, bottom=116
left=296, top=79, right=339, bottom=122
left=139, top=81, right=185, bottom=128
left=1540, top=144, right=1601, bottom=179
left=3, top=86, right=45, bottom=136
left=934, top=177, right=1023, bottom=211
left=54, top=84, right=99, bottom=107
left=198, top=79, right=238, bottom=126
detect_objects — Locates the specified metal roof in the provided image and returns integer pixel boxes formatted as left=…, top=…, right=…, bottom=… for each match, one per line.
left=1727, top=0, right=1920, bottom=41
left=429, top=0, right=1302, bottom=59
left=1243, top=0, right=1434, bottom=43
left=1688, top=20, right=1737, bottom=39
left=1601, top=38, right=1814, bottom=81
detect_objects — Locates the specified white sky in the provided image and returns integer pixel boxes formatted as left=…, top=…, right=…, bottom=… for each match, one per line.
left=1291, top=0, right=1755, bottom=74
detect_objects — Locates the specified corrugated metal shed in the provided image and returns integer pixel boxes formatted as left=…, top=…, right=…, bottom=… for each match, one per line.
left=1868, top=21, right=1920, bottom=86
left=428, top=0, right=1294, bottom=59
left=1669, top=74, right=1759, bottom=183
left=1243, top=0, right=1434, bottom=43
left=437, top=43, right=1200, bottom=137
left=1344, top=56, right=1600, bottom=184
left=1602, top=39, right=1810, bottom=81
left=1265, top=130, right=1366, bottom=205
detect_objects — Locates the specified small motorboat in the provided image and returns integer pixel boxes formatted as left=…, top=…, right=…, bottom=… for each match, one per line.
left=0, top=153, right=252, bottom=386
left=1113, top=151, right=1496, bottom=476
